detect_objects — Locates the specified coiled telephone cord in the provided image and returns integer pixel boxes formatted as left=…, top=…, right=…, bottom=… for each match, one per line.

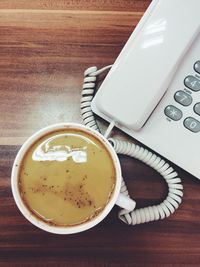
left=81, top=65, right=183, bottom=225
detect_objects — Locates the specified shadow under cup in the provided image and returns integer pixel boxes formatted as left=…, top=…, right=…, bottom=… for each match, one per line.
left=11, top=123, right=122, bottom=234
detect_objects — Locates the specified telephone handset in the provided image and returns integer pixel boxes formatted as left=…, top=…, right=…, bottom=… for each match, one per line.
left=91, top=0, right=200, bottom=179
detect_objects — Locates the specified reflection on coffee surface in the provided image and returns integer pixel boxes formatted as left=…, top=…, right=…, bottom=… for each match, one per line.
left=18, top=128, right=116, bottom=226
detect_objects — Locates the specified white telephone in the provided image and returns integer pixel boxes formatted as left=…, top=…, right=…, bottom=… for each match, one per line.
left=91, top=0, right=200, bottom=180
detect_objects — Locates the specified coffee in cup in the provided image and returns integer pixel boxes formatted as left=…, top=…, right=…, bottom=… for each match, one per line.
left=18, top=127, right=116, bottom=227
left=12, top=123, right=135, bottom=234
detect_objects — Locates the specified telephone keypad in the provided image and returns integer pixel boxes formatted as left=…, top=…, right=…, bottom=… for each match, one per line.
left=164, top=60, right=200, bottom=133
left=194, top=61, right=200, bottom=74
left=174, top=90, right=192, bottom=106
left=164, top=105, right=183, bottom=121
left=183, top=117, right=200, bottom=133
left=184, top=75, right=200, bottom=91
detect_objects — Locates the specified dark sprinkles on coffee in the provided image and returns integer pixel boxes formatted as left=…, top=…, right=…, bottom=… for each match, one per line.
left=30, top=182, right=94, bottom=208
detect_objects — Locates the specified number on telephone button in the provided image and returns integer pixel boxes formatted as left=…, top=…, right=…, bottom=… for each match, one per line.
left=174, top=90, right=192, bottom=106
left=184, top=76, right=200, bottom=91
left=184, top=117, right=200, bottom=133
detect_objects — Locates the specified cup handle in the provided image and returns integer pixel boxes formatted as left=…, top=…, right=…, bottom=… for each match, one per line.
left=116, top=193, right=136, bottom=211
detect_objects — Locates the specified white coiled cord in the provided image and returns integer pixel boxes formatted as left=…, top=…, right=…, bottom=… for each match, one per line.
left=81, top=65, right=112, bottom=132
left=81, top=65, right=183, bottom=225
left=109, top=138, right=183, bottom=225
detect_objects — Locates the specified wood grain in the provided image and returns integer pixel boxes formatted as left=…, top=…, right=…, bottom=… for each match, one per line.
left=0, top=0, right=151, bottom=11
left=0, top=1, right=200, bottom=266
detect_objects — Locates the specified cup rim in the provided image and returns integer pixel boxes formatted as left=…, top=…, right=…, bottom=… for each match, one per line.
left=11, top=122, right=122, bottom=234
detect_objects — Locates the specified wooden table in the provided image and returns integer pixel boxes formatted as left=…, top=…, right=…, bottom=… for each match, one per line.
left=0, top=1, right=200, bottom=266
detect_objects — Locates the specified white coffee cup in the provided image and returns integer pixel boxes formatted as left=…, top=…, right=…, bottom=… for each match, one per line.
left=11, top=123, right=135, bottom=234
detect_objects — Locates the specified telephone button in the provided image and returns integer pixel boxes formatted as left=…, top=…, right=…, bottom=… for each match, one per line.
left=194, top=102, right=200, bottom=116
left=174, top=90, right=192, bottom=106
left=164, top=105, right=183, bottom=121
left=194, top=61, right=200, bottom=74
left=184, top=76, right=200, bottom=91
left=184, top=117, right=200, bottom=133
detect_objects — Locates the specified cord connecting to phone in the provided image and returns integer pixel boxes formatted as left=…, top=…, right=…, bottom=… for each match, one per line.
left=81, top=65, right=183, bottom=225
